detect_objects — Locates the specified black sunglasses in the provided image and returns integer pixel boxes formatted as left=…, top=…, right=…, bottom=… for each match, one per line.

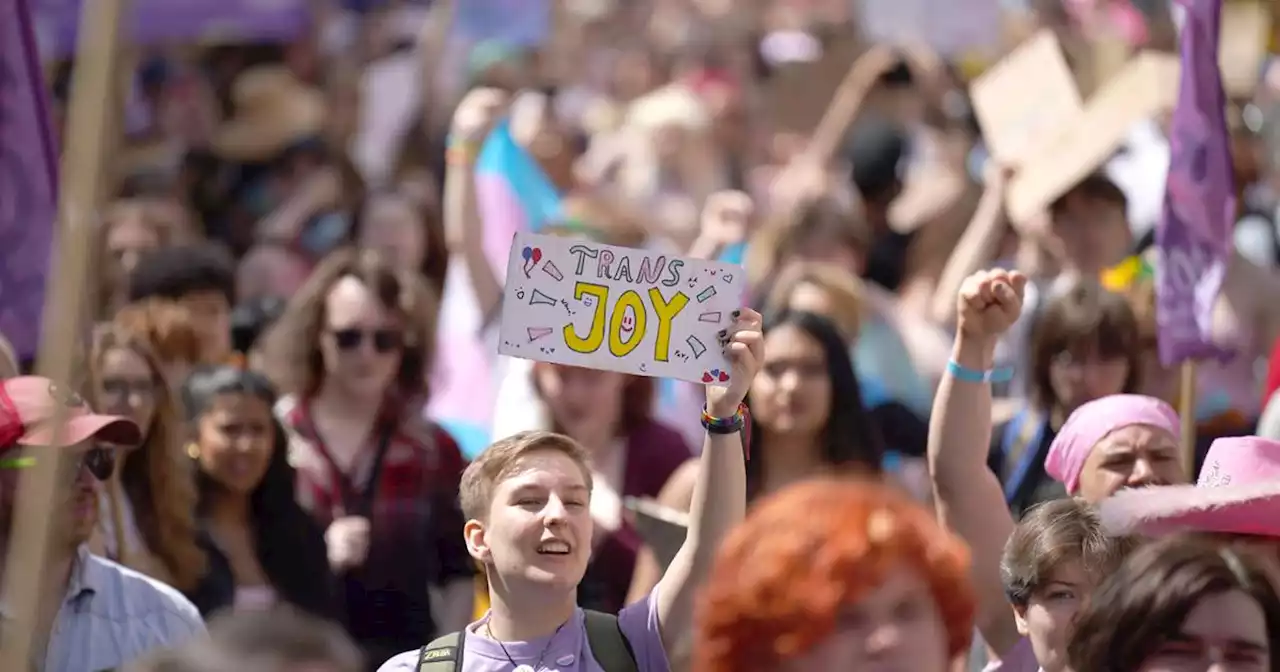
left=0, top=445, right=116, bottom=482
left=329, top=328, right=402, bottom=353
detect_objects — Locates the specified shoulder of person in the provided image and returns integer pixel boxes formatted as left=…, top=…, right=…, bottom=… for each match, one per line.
left=84, top=552, right=205, bottom=632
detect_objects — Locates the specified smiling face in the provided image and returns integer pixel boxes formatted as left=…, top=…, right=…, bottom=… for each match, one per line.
left=465, top=449, right=594, bottom=592
left=195, top=392, right=275, bottom=495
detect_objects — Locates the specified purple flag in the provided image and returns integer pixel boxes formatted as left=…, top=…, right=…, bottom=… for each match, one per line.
left=33, top=0, right=310, bottom=58
left=0, top=0, right=59, bottom=361
left=1155, top=0, right=1236, bottom=366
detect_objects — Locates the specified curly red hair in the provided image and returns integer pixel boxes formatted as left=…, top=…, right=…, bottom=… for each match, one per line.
left=693, top=478, right=975, bottom=671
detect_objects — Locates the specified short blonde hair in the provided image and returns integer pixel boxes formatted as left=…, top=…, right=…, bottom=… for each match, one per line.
left=460, top=431, right=594, bottom=521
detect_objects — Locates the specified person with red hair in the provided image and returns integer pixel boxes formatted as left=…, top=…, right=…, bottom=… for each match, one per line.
left=694, top=477, right=975, bottom=671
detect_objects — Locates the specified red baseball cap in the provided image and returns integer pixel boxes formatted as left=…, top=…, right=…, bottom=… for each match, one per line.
left=0, top=377, right=141, bottom=451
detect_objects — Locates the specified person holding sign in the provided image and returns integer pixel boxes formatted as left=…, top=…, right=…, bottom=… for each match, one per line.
left=377, top=309, right=762, bottom=672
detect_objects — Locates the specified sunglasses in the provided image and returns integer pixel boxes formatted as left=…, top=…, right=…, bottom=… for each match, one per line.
left=0, top=445, right=116, bottom=482
left=329, top=328, right=402, bottom=353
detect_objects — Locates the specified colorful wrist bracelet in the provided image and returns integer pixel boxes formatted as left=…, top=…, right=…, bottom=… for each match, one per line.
left=445, top=137, right=479, bottom=166
left=947, top=359, right=1014, bottom=384
left=702, top=402, right=747, bottom=435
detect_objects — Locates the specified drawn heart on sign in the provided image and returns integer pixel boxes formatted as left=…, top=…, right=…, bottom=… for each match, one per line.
left=701, top=371, right=714, bottom=383
left=718, top=370, right=730, bottom=382
left=722, top=273, right=733, bottom=284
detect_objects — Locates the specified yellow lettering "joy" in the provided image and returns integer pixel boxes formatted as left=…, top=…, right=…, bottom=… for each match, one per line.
left=562, top=282, right=689, bottom=361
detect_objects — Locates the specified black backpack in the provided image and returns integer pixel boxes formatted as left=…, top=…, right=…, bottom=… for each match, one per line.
left=415, top=610, right=638, bottom=671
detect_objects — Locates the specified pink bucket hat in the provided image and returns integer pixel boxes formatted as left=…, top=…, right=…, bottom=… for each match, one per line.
left=1044, top=394, right=1181, bottom=493
left=1099, top=436, right=1280, bottom=538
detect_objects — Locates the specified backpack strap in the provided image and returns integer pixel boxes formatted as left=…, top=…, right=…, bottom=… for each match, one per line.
left=417, top=629, right=465, bottom=672
left=583, top=610, right=638, bottom=672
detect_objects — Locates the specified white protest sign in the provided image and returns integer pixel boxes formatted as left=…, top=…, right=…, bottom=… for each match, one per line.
left=497, top=233, right=745, bottom=385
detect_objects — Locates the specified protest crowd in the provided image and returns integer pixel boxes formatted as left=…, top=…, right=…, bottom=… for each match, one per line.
left=8, top=0, right=1280, bottom=670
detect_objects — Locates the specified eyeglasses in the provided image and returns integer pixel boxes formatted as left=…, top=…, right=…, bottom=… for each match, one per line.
left=328, top=328, right=402, bottom=353
left=0, top=445, right=116, bottom=482
left=99, top=377, right=157, bottom=403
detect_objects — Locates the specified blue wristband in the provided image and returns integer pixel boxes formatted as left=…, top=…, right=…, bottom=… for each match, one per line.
left=947, top=360, right=1013, bottom=384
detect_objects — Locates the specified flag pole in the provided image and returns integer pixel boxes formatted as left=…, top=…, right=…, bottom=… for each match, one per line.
left=1178, top=360, right=1198, bottom=479
left=0, top=0, right=128, bottom=667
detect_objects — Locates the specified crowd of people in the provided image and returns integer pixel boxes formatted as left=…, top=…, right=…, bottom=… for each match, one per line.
left=6, top=0, right=1280, bottom=670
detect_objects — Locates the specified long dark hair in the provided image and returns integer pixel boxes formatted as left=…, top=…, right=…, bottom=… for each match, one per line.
left=1068, top=534, right=1280, bottom=672
left=745, top=310, right=883, bottom=500
left=183, top=366, right=337, bottom=620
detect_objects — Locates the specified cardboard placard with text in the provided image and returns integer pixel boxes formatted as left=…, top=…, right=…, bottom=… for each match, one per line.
left=497, top=233, right=745, bottom=385
left=969, top=30, right=1084, bottom=167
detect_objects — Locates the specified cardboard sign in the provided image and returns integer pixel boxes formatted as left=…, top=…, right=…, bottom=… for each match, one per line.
left=1007, top=50, right=1179, bottom=224
left=969, top=31, right=1084, bottom=167
left=497, top=233, right=744, bottom=385
left=1220, top=2, right=1269, bottom=97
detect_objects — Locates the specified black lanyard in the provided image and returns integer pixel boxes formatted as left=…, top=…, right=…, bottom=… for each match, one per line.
left=320, top=423, right=396, bottom=519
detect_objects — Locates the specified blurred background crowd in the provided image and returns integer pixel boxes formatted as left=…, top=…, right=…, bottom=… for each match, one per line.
left=6, top=0, right=1280, bottom=670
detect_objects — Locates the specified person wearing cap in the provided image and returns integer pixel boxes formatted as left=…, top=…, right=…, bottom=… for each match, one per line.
left=0, top=376, right=205, bottom=671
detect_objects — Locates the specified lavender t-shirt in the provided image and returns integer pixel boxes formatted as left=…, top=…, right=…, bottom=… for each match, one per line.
left=376, top=589, right=670, bottom=672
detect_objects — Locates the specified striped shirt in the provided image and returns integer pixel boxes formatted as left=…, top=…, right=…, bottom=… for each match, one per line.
left=3, top=545, right=206, bottom=671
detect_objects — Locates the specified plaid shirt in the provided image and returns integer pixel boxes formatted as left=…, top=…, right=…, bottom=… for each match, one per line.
left=277, top=395, right=473, bottom=649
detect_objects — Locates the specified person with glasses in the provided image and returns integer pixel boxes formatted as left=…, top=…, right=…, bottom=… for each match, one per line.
left=87, top=325, right=209, bottom=605
left=263, top=248, right=475, bottom=667
left=0, top=376, right=205, bottom=671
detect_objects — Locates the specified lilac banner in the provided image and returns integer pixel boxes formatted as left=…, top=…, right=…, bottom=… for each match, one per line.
left=33, top=0, right=311, bottom=58
left=1155, top=0, right=1236, bottom=366
left=0, top=0, right=59, bottom=360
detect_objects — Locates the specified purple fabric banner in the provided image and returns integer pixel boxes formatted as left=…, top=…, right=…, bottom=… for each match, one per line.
left=33, top=0, right=311, bottom=58
left=0, top=0, right=59, bottom=360
left=1155, top=0, right=1237, bottom=366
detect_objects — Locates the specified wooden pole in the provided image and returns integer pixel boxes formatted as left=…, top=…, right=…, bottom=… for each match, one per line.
left=0, top=0, right=128, bottom=667
left=1178, top=360, right=1198, bottom=480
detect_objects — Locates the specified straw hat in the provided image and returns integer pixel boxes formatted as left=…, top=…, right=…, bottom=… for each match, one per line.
left=212, top=66, right=325, bottom=162
left=1100, top=436, right=1280, bottom=538
left=1005, top=50, right=1179, bottom=224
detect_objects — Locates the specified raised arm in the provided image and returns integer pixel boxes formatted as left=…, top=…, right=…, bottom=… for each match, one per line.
left=655, top=309, right=761, bottom=654
left=927, top=269, right=1026, bottom=656
left=444, top=88, right=508, bottom=320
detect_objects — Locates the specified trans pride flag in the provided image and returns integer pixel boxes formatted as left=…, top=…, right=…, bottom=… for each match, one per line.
left=475, top=119, right=562, bottom=283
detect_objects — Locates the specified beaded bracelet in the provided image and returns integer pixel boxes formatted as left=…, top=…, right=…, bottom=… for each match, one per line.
left=702, top=402, right=747, bottom=435
left=947, top=359, right=1014, bottom=384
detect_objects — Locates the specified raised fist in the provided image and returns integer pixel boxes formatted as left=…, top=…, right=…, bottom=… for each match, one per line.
left=956, top=268, right=1027, bottom=341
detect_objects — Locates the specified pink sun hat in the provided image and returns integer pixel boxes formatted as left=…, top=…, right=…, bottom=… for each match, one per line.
left=1099, top=436, right=1280, bottom=538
